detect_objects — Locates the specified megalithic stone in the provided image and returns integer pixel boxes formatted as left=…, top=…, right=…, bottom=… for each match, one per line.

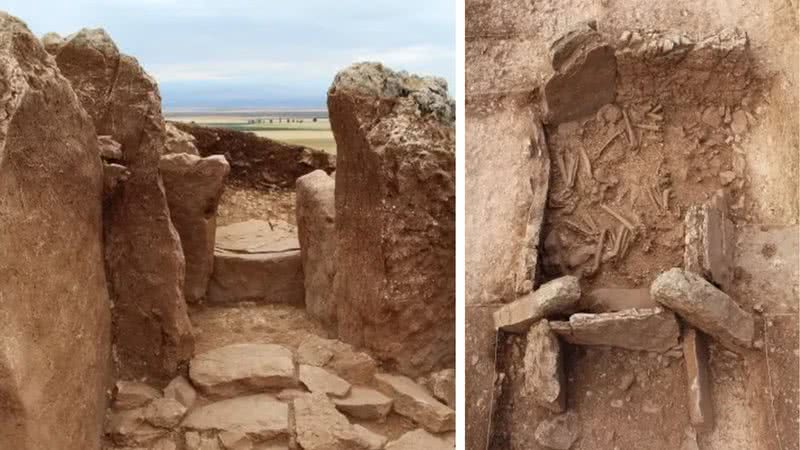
left=493, top=276, right=581, bottom=333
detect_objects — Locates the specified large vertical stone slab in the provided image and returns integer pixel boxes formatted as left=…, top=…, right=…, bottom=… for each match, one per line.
left=160, top=153, right=230, bottom=302
left=328, top=63, right=455, bottom=376
left=684, top=189, right=735, bottom=291
left=0, top=13, right=110, bottom=450
left=296, top=169, right=337, bottom=328
left=55, top=28, right=194, bottom=381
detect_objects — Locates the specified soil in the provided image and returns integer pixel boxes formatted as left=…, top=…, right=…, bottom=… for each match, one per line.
left=466, top=1, right=799, bottom=449
left=216, top=184, right=297, bottom=227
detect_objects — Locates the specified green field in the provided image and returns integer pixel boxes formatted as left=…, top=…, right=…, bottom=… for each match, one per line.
left=166, top=111, right=337, bottom=153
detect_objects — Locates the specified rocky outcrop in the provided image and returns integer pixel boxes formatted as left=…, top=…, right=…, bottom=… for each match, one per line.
left=328, top=62, right=455, bottom=376
left=159, top=153, right=230, bottom=301
left=296, top=170, right=337, bottom=328
left=54, top=28, right=194, bottom=381
left=171, top=121, right=335, bottom=189
left=207, top=220, right=304, bottom=304
left=0, top=13, right=111, bottom=450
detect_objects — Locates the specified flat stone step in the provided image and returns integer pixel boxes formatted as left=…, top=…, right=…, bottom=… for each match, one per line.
left=207, top=220, right=304, bottom=305
left=181, top=394, right=289, bottom=442
left=332, top=386, right=393, bottom=421
left=374, top=373, right=455, bottom=433
left=189, top=343, right=297, bottom=398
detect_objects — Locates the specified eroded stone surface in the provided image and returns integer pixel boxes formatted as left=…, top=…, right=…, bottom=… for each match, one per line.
left=160, top=153, right=230, bottom=301
left=296, top=170, right=337, bottom=328
left=143, top=398, right=187, bottom=429
left=293, top=392, right=369, bottom=450
left=299, top=364, right=351, bottom=398
left=579, top=288, right=657, bottom=313
left=181, top=395, right=289, bottom=441
left=55, top=26, right=194, bottom=381
left=332, top=386, right=393, bottom=421
left=0, top=13, right=111, bottom=450
left=534, top=412, right=580, bottom=450
left=107, top=409, right=168, bottom=446
left=523, top=321, right=565, bottom=412
left=352, top=425, right=388, bottom=450
left=544, top=24, right=616, bottom=124
left=189, top=344, right=296, bottom=397
left=329, top=62, right=455, bottom=376
left=164, top=122, right=199, bottom=155
left=683, top=328, right=714, bottom=431
left=374, top=373, right=455, bottom=432
left=115, top=381, right=162, bottom=410
left=207, top=220, right=304, bottom=305
left=385, top=429, right=454, bottom=450
left=425, top=368, right=456, bottom=408
left=296, top=336, right=378, bottom=384
left=549, top=308, right=680, bottom=352
left=684, top=190, right=735, bottom=292
left=163, top=376, right=197, bottom=410
left=493, top=276, right=581, bottom=333
left=99, top=135, right=123, bottom=160
left=651, top=269, right=755, bottom=351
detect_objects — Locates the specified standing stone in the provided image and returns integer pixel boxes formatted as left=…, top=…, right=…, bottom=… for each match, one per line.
left=54, top=28, right=194, bottom=381
left=328, top=62, right=455, bottom=376
left=164, top=122, right=200, bottom=155
left=0, top=13, right=110, bottom=450
left=651, top=268, right=755, bottom=351
left=683, top=328, right=714, bottom=431
left=684, top=190, right=735, bottom=292
left=549, top=308, right=681, bottom=352
left=493, top=276, right=581, bottom=333
left=524, top=321, right=566, bottom=412
left=374, top=373, right=455, bottom=432
left=544, top=23, right=617, bottom=124
left=296, top=170, right=337, bottom=328
left=159, top=153, right=230, bottom=301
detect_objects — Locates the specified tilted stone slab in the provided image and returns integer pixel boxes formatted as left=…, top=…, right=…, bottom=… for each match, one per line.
left=524, top=321, right=566, bottom=412
left=181, top=394, right=289, bottom=441
left=683, top=327, right=715, bottom=431
left=651, top=268, right=755, bottom=351
left=332, top=386, right=393, bottom=421
left=579, top=288, right=657, bottom=313
left=493, top=276, right=581, bottom=333
left=189, top=344, right=296, bottom=398
left=374, top=373, right=455, bottom=432
left=159, top=153, right=230, bottom=302
left=298, top=364, right=351, bottom=398
left=549, top=308, right=680, bottom=352
left=684, top=190, right=735, bottom=292
left=207, top=220, right=304, bottom=305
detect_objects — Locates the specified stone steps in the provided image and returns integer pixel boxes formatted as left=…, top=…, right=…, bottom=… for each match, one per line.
left=106, top=336, right=455, bottom=450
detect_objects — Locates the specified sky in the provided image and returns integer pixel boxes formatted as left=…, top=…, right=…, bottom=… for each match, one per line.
left=3, top=0, right=455, bottom=109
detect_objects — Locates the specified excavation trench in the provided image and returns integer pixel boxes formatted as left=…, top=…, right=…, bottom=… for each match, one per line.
left=485, top=26, right=796, bottom=450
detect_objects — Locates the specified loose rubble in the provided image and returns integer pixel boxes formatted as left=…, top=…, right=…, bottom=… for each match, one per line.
left=189, top=344, right=297, bottom=397
left=385, top=429, right=455, bottom=450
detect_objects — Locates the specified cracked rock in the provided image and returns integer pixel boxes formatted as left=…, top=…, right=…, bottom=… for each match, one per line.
left=549, top=308, right=680, bottom=352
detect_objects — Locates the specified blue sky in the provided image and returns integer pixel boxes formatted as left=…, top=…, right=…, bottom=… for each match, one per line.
left=4, top=1, right=455, bottom=109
